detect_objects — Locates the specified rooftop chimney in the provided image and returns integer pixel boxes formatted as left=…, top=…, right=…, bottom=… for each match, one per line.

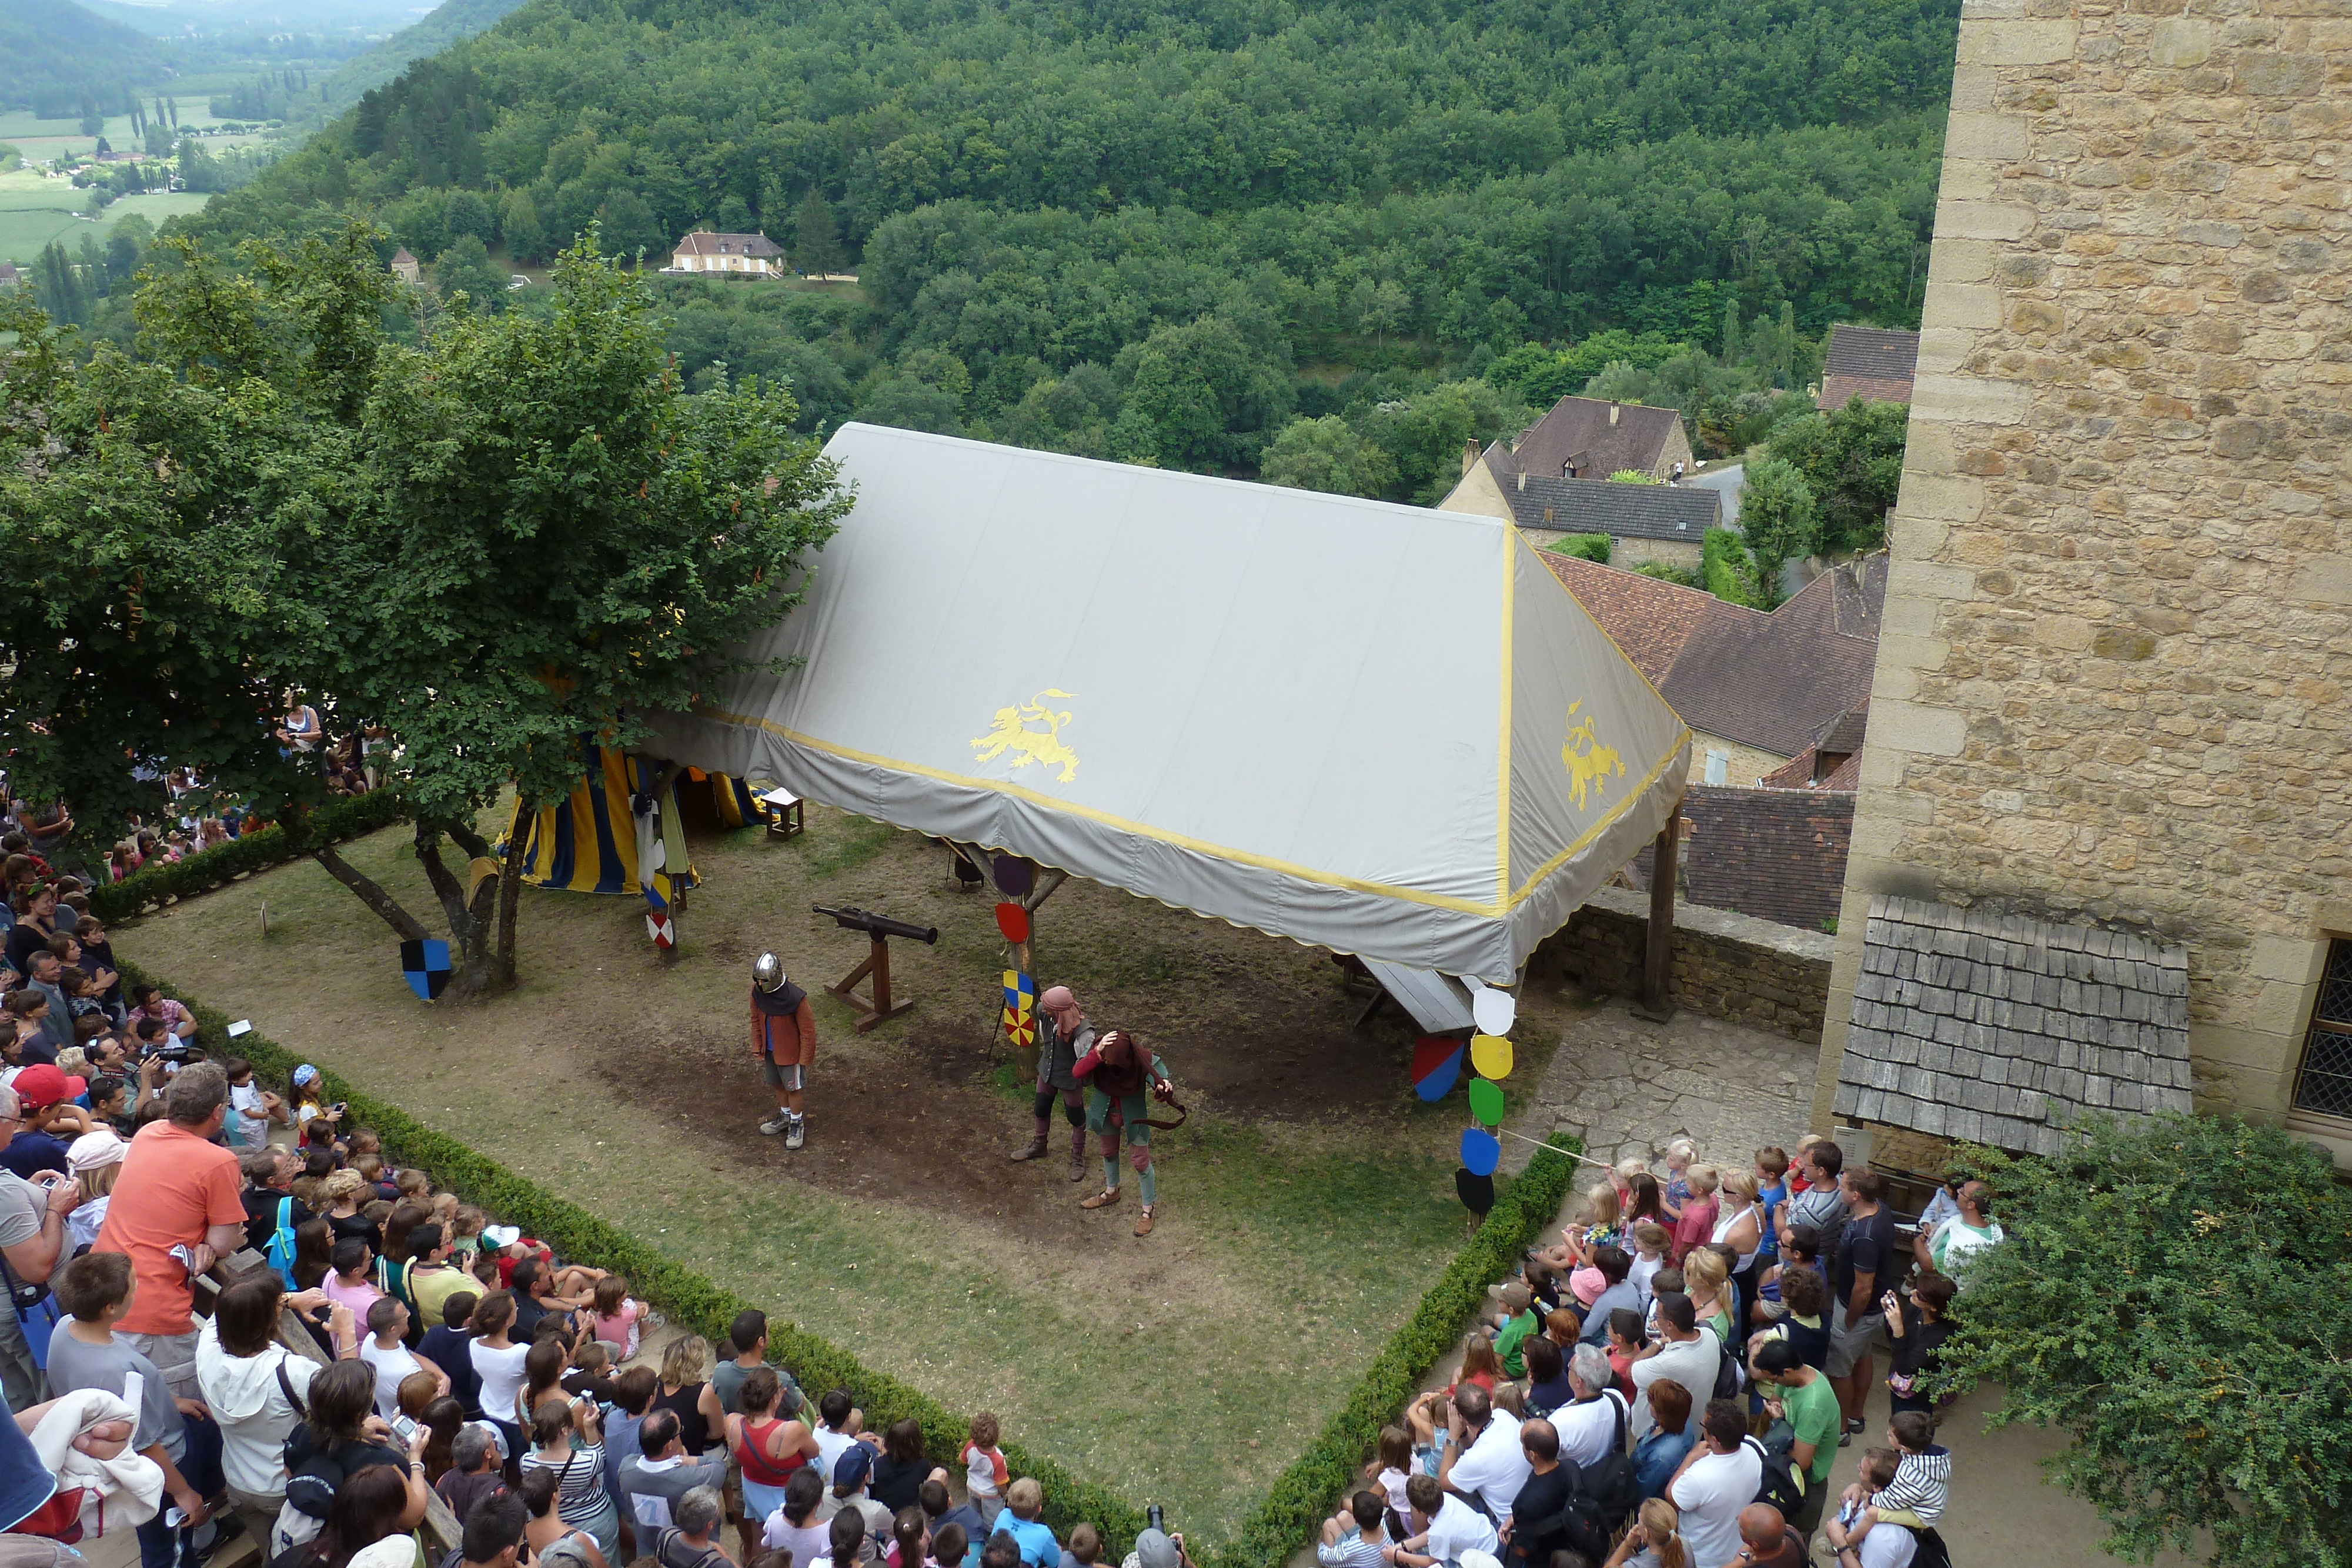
left=1609, top=403, right=1621, bottom=426
left=1517, top=472, right=1528, bottom=493
left=1462, top=437, right=1482, bottom=479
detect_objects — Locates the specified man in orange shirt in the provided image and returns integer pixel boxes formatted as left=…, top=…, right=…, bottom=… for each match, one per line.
left=93, top=1061, right=246, bottom=1399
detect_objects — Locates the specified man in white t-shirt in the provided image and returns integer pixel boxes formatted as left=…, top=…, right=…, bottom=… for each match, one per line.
left=1390, top=1473, right=1498, bottom=1568
left=1914, top=1181, right=2004, bottom=1285
left=1668, top=1400, right=1763, bottom=1568
left=358, top=1298, right=445, bottom=1419
left=1631, top=1293, right=1721, bottom=1440
left=1551, top=1345, right=1626, bottom=1467
left=1436, top=1384, right=1527, bottom=1521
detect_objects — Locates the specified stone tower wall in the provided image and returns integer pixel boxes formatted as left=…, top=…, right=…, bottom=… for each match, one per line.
left=1811, top=0, right=2352, bottom=1158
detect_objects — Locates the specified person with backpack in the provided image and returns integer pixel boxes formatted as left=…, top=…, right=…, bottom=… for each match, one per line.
left=196, top=1263, right=361, bottom=1552
left=1749, top=1341, right=1838, bottom=1536
left=650, top=1485, right=733, bottom=1568
left=1823, top=1450, right=1927, bottom=1568
left=1665, top=1401, right=1761, bottom=1568
left=238, top=1149, right=308, bottom=1266
left=1732, top=1505, right=1809, bottom=1568
left=1553, top=1345, right=1629, bottom=1467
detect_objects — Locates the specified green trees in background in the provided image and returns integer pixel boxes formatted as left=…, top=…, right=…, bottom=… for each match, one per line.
left=432, top=233, right=509, bottom=311
left=1733, top=458, right=1818, bottom=609
left=157, top=0, right=1950, bottom=474
left=1937, top=1116, right=2352, bottom=1568
left=0, top=225, right=848, bottom=996
left=1260, top=417, right=1396, bottom=499
left=794, top=188, right=844, bottom=277
left=1768, top=396, right=1910, bottom=554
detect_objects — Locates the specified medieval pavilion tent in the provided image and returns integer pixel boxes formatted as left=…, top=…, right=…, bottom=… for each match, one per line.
left=644, top=424, right=1690, bottom=984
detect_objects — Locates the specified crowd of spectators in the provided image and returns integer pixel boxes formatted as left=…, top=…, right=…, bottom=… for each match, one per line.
left=1332, top=1136, right=1982, bottom=1568
left=0, top=958, right=1207, bottom=1568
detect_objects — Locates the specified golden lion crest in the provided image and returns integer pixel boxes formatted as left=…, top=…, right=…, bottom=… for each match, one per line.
left=971, top=690, right=1080, bottom=783
left=1560, top=700, right=1624, bottom=810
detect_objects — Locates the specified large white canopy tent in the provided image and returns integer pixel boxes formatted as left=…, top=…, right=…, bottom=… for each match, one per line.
left=646, top=424, right=1690, bottom=984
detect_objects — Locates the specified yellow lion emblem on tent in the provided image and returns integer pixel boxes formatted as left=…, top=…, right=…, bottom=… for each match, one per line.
left=1560, top=700, right=1623, bottom=809
left=972, top=690, right=1081, bottom=783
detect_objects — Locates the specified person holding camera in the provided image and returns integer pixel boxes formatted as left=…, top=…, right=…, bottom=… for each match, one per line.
left=1123, top=1525, right=1195, bottom=1568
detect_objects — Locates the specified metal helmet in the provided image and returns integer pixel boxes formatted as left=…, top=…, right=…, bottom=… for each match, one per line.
left=753, top=952, right=786, bottom=992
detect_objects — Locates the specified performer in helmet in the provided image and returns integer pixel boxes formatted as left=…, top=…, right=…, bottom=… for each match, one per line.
left=751, top=952, right=815, bottom=1148
left=1008, top=984, right=1092, bottom=1181
left=1074, top=1028, right=1176, bottom=1237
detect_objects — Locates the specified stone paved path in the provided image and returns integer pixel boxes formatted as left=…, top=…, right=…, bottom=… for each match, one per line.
left=1504, top=996, right=1820, bottom=1202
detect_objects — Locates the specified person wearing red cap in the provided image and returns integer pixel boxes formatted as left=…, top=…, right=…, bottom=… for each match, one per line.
left=0, top=1076, right=82, bottom=1405
left=1008, top=985, right=1091, bottom=1181
left=0, top=1063, right=88, bottom=1180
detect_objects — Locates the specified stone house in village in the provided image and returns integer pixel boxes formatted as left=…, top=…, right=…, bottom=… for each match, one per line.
left=1815, top=323, right=1920, bottom=409
left=1810, top=0, right=2352, bottom=1168
left=1543, top=552, right=1886, bottom=788
left=665, top=230, right=786, bottom=276
left=389, top=248, right=420, bottom=283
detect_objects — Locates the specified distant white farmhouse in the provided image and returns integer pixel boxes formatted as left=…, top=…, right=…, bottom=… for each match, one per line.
left=667, top=230, right=786, bottom=276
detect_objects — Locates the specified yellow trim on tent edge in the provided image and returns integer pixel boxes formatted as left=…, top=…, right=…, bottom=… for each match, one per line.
left=687, top=704, right=1688, bottom=921
left=1505, top=725, right=1691, bottom=910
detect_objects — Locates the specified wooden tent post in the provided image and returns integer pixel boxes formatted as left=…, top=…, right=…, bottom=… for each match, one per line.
left=1639, top=806, right=1680, bottom=1021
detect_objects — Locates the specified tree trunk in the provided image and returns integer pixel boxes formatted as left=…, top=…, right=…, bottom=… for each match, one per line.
left=312, top=845, right=430, bottom=942
left=492, top=842, right=524, bottom=989
left=412, top=820, right=490, bottom=996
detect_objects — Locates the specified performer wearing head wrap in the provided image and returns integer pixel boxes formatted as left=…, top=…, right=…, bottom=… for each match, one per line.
left=1008, top=985, right=1093, bottom=1181
left=1074, top=1029, right=1179, bottom=1238
left=751, top=952, right=814, bottom=1148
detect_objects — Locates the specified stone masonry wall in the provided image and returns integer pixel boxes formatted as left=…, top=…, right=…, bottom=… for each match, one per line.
left=1541, top=885, right=1835, bottom=1044
left=1810, top=0, right=2352, bottom=1152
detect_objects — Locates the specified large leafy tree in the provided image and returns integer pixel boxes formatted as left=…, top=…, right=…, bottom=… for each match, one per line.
left=1734, top=457, right=1819, bottom=609
left=332, top=234, right=850, bottom=991
left=1937, top=1116, right=2351, bottom=1568
left=1766, top=396, right=1909, bottom=553
left=1258, top=415, right=1396, bottom=499
left=0, top=222, right=848, bottom=997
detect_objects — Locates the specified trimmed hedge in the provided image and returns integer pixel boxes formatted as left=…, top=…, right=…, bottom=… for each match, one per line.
left=91, top=790, right=410, bottom=923
left=1205, top=1134, right=1580, bottom=1568
left=128, top=957, right=1576, bottom=1563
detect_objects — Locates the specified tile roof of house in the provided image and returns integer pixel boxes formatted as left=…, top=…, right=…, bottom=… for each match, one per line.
left=390, top=248, right=417, bottom=264
left=1817, top=325, right=1919, bottom=408
left=1834, top=895, right=2194, bottom=1155
left=1502, top=395, right=1685, bottom=480
left=0, top=263, right=19, bottom=284
left=1481, top=445, right=1720, bottom=539
left=674, top=231, right=784, bottom=258
left=1635, top=784, right=1854, bottom=931
left=1543, top=554, right=1886, bottom=757
left=1761, top=745, right=1862, bottom=791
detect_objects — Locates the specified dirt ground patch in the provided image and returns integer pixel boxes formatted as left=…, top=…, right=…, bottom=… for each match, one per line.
left=118, top=803, right=1571, bottom=1540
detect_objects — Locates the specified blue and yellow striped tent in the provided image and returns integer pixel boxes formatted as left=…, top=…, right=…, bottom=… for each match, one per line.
left=506, top=746, right=771, bottom=895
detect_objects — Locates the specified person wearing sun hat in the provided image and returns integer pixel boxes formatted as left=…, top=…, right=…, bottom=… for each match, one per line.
left=65, top=1125, right=126, bottom=1249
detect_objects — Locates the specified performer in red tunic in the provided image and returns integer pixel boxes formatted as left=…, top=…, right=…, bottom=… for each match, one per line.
left=751, top=952, right=815, bottom=1148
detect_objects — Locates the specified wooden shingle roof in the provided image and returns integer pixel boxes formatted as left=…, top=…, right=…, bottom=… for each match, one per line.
left=1835, top=896, right=2194, bottom=1154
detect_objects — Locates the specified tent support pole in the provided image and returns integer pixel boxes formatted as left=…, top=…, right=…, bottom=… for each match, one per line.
left=1023, top=870, right=1067, bottom=914
left=1637, top=806, right=1680, bottom=1023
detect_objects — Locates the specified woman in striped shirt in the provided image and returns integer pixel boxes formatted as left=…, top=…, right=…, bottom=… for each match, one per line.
left=523, top=1391, right=620, bottom=1564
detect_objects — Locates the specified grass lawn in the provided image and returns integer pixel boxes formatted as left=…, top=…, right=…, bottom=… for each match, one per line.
left=0, top=168, right=211, bottom=264
left=116, top=803, right=1568, bottom=1543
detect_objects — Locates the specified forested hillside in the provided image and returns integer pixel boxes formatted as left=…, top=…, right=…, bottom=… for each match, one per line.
left=164, top=0, right=1956, bottom=486
left=0, top=0, right=169, bottom=115
left=308, top=0, right=532, bottom=125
